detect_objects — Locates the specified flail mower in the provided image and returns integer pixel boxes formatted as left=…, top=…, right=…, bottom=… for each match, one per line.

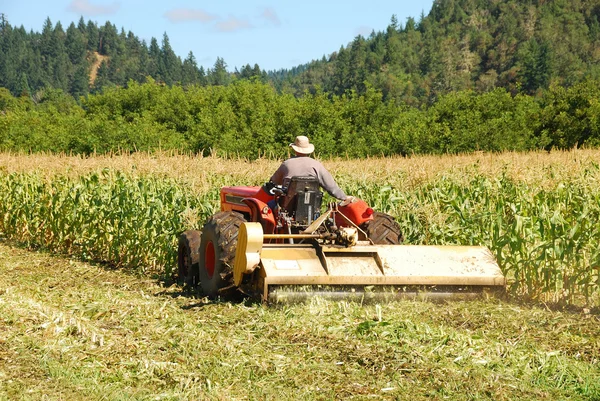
left=177, top=177, right=505, bottom=303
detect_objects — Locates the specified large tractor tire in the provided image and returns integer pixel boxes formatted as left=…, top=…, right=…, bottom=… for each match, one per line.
left=363, top=212, right=404, bottom=245
left=198, top=211, right=246, bottom=298
left=177, top=230, right=201, bottom=285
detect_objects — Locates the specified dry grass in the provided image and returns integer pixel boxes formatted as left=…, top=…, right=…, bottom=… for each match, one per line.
left=1, top=148, right=598, bottom=193
left=0, top=240, right=598, bottom=400
left=88, top=52, right=109, bottom=85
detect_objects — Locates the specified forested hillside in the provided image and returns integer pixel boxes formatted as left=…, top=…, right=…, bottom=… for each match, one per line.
left=1, top=0, right=600, bottom=102
left=0, top=14, right=267, bottom=98
left=275, top=0, right=600, bottom=105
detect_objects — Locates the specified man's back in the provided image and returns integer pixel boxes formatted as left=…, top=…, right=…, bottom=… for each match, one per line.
left=270, top=156, right=346, bottom=200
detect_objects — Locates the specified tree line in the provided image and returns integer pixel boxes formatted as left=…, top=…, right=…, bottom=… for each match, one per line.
left=1, top=0, right=600, bottom=105
left=0, top=14, right=267, bottom=99
left=1, top=79, right=599, bottom=157
left=275, top=0, right=600, bottom=105
left=1, top=0, right=600, bottom=158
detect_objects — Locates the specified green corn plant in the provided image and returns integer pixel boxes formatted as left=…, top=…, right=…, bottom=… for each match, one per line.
left=0, top=165, right=598, bottom=306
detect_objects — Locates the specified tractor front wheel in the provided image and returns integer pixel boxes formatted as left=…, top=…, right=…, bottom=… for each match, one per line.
left=363, top=212, right=403, bottom=245
left=177, top=230, right=201, bottom=285
left=198, top=211, right=246, bottom=298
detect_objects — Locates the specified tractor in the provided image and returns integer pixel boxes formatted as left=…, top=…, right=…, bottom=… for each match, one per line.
left=177, top=177, right=505, bottom=303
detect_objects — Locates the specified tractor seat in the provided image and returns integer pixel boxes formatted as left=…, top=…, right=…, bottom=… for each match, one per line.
left=280, top=176, right=323, bottom=225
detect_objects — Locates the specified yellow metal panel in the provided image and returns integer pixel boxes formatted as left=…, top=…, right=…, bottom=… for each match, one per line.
left=233, top=222, right=264, bottom=286
left=260, top=244, right=505, bottom=287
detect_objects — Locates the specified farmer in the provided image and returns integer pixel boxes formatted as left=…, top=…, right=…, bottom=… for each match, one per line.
left=268, top=135, right=349, bottom=201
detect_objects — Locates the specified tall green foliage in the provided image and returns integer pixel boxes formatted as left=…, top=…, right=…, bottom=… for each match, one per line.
left=538, top=81, right=600, bottom=148
left=1, top=165, right=598, bottom=305
left=2, top=80, right=600, bottom=156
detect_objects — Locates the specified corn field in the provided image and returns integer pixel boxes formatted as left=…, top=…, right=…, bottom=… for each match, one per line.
left=0, top=151, right=599, bottom=306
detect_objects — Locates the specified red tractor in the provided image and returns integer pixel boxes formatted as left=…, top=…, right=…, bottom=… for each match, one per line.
left=177, top=177, right=504, bottom=303
left=177, top=177, right=403, bottom=299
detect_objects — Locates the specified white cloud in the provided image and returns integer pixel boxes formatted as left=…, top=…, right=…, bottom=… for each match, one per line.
left=216, top=16, right=253, bottom=33
left=259, top=7, right=280, bottom=27
left=164, top=8, right=217, bottom=23
left=67, top=0, right=119, bottom=16
left=355, top=25, right=373, bottom=37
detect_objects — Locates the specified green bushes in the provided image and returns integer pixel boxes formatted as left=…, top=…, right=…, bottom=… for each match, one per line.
left=1, top=80, right=600, bottom=157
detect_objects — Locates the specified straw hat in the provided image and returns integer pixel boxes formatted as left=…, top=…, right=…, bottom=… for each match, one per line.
left=289, top=135, right=315, bottom=154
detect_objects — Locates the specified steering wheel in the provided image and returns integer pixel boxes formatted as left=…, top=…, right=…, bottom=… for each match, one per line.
left=263, top=181, right=283, bottom=196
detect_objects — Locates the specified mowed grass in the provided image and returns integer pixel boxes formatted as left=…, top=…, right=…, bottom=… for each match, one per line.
left=0, top=241, right=599, bottom=400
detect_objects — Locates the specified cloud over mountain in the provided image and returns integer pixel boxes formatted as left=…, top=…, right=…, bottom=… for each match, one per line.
left=164, top=8, right=217, bottom=23
left=259, top=7, right=280, bottom=26
left=67, top=0, right=119, bottom=16
left=216, top=16, right=253, bottom=32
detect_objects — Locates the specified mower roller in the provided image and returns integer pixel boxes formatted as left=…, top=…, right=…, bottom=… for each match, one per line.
left=177, top=176, right=505, bottom=303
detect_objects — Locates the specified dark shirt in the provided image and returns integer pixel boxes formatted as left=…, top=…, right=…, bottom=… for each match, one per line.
left=269, top=156, right=347, bottom=200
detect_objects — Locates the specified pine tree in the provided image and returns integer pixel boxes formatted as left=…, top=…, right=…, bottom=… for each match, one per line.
left=182, top=51, right=200, bottom=85
left=137, top=39, right=150, bottom=81
left=331, top=46, right=350, bottom=94
left=147, top=37, right=161, bottom=81
left=123, top=31, right=146, bottom=82
left=93, top=59, right=112, bottom=92
left=520, top=38, right=554, bottom=93
left=86, top=20, right=99, bottom=51
left=160, top=32, right=181, bottom=85
left=39, top=17, right=55, bottom=86
left=0, top=16, right=16, bottom=92
left=66, top=22, right=87, bottom=64
left=383, top=16, right=402, bottom=67
left=198, top=66, right=208, bottom=86
left=77, top=17, right=86, bottom=34
left=210, top=57, right=229, bottom=86
left=251, top=63, right=263, bottom=79
left=348, top=35, right=367, bottom=93
left=70, top=64, right=89, bottom=98
left=99, top=21, right=118, bottom=56
left=16, top=72, right=31, bottom=97
left=51, top=22, right=69, bottom=91
left=238, top=63, right=263, bottom=80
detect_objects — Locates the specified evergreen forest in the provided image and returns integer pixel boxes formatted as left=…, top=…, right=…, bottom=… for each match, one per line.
left=1, top=0, right=600, bottom=157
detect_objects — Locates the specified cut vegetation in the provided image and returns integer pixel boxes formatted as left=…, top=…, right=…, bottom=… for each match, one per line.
left=0, top=241, right=598, bottom=400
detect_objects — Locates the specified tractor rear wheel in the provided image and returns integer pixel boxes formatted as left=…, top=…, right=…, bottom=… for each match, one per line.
left=198, top=211, right=246, bottom=298
left=177, top=230, right=201, bottom=285
left=363, top=212, right=403, bottom=244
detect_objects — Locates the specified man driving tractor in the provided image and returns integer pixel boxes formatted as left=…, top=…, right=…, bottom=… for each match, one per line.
left=269, top=135, right=349, bottom=201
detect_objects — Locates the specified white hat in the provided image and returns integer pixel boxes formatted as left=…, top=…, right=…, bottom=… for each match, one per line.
left=290, top=135, right=315, bottom=154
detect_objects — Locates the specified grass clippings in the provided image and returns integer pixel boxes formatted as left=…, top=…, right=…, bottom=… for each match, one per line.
left=0, top=241, right=598, bottom=400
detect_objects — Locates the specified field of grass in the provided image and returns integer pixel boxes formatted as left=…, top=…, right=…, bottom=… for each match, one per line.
left=0, top=150, right=599, bottom=399
left=0, top=241, right=598, bottom=400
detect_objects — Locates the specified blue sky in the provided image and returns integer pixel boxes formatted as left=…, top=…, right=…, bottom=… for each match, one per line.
left=3, top=0, right=435, bottom=72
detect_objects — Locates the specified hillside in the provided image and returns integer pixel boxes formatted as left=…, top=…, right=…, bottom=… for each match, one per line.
left=1, top=0, right=599, bottom=104
left=273, top=0, right=600, bottom=104
left=88, top=52, right=108, bottom=85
